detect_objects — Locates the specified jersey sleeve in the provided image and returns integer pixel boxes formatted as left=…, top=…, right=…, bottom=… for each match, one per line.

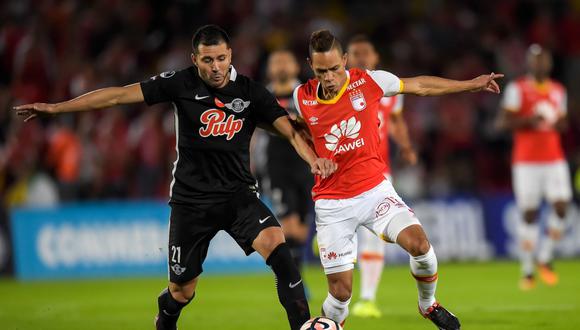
left=367, top=70, right=402, bottom=97
left=392, top=94, right=404, bottom=114
left=293, top=86, right=303, bottom=117
left=501, top=82, right=521, bottom=112
left=139, top=70, right=179, bottom=105
left=250, top=82, right=287, bottom=124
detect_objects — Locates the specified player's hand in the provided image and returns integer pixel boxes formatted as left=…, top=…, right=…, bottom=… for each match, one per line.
left=13, top=103, right=57, bottom=122
left=311, top=158, right=338, bottom=179
left=400, top=147, right=418, bottom=166
left=529, top=114, right=545, bottom=128
left=470, top=72, right=504, bottom=94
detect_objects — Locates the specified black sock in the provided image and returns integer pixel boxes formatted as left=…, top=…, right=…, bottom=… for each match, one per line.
left=286, top=237, right=305, bottom=271
left=157, top=288, right=192, bottom=325
left=267, top=243, right=311, bottom=330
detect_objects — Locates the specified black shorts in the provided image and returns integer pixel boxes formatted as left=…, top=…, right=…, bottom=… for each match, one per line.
left=265, top=165, right=313, bottom=223
left=167, top=188, right=279, bottom=283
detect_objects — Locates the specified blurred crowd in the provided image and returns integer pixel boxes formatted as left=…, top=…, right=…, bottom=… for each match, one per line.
left=1, top=0, right=580, bottom=207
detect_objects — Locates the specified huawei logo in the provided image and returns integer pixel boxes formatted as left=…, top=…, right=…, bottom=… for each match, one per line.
left=324, top=116, right=362, bottom=152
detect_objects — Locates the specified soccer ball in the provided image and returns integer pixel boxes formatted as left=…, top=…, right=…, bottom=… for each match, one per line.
left=300, top=317, right=343, bottom=330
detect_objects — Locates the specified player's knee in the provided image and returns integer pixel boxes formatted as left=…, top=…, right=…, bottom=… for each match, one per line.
left=407, top=238, right=430, bottom=257
left=254, top=227, right=286, bottom=259
left=523, top=210, right=539, bottom=224
left=169, top=280, right=197, bottom=302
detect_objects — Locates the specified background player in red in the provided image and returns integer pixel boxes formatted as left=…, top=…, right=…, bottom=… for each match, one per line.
left=294, top=30, right=502, bottom=330
left=499, top=44, right=571, bottom=290
left=345, top=34, right=417, bottom=318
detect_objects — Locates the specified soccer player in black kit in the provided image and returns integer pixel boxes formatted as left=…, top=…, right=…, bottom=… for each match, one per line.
left=262, top=50, right=314, bottom=272
left=14, top=25, right=338, bottom=330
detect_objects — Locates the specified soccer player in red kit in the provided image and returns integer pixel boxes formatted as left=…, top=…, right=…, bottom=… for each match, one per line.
left=499, top=44, right=571, bottom=290
left=293, top=30, right=503, bottom=329
left=346, top=34, right=417, bottom=318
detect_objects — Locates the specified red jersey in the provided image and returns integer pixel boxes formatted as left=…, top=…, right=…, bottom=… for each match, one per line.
left=502, top=77, right=567, bottom=163
left=294, top=68, right=402, bottom=200
left=377, top=95, right=403, bottom=175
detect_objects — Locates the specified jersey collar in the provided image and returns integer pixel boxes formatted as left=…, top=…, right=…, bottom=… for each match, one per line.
left=230, top=65, right=237, bottom=81
left=316, top=70, right=350, bottom=104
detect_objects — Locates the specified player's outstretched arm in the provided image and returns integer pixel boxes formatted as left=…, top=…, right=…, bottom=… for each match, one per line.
left=272, top=115, right=337, bottom=179
left=13, top=83, right=144, bottom=122
left=400, top=73, right=504, bottom=96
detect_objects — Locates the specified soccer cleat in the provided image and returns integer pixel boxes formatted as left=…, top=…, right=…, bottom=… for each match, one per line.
left=154, top=314, right=178, bottom=330
left=519, top=274, right=536, bottom=291
left=419, top=302, right=461, bottom=330
left=352, top=300, right=382, bottom=318
left=538, top=264, right=559, bottom=286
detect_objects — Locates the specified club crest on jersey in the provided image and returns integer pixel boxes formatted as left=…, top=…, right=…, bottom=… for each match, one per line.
left=199, top=109, right=243, bottom=140
left=225, top=98, right=251, bottom=113
left=349, top=90, right=366, bottom=111
left=171, top=264, right=186, bottom=275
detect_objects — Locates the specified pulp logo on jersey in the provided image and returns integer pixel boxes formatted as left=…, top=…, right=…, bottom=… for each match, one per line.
left=324, top=116, right=365, bottom=154
left=171, top=263, right=186, bottom=276
left=199, top=109, right=244, bottom=140
left=225, top=98, right=251, bottom=113
left=349, top=90, right=366, bottom=111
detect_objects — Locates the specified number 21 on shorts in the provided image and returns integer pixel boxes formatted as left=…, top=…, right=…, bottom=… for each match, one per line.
left=171, top=246, right=181, bottom=263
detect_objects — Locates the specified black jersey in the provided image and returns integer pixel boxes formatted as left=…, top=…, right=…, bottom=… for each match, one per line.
left=140, top=66, right=286, bottom=204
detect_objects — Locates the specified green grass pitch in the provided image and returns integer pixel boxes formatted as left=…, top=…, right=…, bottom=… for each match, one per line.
left=1, top=260, right=579, bottom=329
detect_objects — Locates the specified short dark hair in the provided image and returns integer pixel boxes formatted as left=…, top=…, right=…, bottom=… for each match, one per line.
left=347, top=34, right=372, bottom=47
left=309, top=29, right=343, bottom=56
left=191, top=25, right=230, bottom=54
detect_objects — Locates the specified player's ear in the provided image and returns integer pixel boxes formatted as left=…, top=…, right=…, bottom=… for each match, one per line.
left=191, top=52, right=197, bottom=67
left=307, top=57, right=312, bottom=69
left=342, top=53, right=348, bottom=67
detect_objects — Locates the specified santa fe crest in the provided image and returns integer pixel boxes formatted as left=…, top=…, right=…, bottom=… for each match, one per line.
left=349, top=90, right=366, bottom=111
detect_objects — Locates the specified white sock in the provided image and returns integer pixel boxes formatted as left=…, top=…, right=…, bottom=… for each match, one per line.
left=359, top=253, right=384, bottom=301
left=322, top=292, right=350, bottom=324
left=538, top=212, right=565, bottom=265
left=518, top=222, right=539, bottom=276
left=410, top=246, right=438, bottom=312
